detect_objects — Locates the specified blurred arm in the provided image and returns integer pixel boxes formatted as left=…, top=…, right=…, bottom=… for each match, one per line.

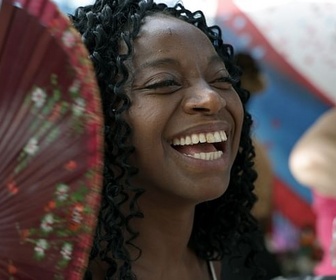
left=289, top=108, right=336, bottom=197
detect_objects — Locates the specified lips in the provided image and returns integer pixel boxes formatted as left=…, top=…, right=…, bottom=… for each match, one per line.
left=170, top=130, right=227, bottom=160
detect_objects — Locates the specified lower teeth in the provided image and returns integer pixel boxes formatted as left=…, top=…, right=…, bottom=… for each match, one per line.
left=184, top=151, right=223, bottom=160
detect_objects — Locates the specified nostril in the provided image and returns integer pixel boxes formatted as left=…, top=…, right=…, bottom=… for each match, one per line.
left=192, top=106, right=210, bottom=112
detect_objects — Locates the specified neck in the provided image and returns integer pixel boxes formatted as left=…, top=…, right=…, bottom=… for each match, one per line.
left=126, top=195, right=208, bottom=279
left=129, top=194, right=196, bottom=258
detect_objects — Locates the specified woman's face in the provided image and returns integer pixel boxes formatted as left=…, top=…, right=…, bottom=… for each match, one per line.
left=124, top=15, right=244, bottom=204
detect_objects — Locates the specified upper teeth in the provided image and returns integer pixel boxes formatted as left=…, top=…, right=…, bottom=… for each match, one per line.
left=172, top=130, right=227, bottom=146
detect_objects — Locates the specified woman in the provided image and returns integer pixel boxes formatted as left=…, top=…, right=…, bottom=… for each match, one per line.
left=71, top=0, right=262, bottom=279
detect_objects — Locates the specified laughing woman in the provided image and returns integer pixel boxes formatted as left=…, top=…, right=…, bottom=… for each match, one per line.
left=71, top=0, right=263, bottom=279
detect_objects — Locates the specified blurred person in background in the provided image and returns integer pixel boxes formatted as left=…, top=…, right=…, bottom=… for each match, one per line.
left=290, top=107, right=336, bottom=276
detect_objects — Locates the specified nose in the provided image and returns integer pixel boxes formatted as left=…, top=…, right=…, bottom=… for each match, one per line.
left=182, top=82, right=227, bottom=115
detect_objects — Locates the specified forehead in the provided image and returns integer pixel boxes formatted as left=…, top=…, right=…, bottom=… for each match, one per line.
left=132, top=15, right=219, bottom=62
left=138, top=15, right=209, bottom=42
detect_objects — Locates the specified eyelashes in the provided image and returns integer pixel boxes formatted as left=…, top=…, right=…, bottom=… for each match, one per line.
left=213, top=75, right=238, bottom=85
left=145, top=76, right=237, bottom=89
left=209, top=75, right=239, bottom=91
left=140, top=74, right=239, bottom=94
left=145, top=79, right=180, bottom=89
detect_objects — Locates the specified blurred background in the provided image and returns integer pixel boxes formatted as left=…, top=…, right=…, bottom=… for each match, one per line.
left=53, top=0, right=93, bottom=14
left=54, top=0, right=336, bottom=277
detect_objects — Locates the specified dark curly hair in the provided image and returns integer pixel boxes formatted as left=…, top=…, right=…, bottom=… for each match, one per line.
left=71, top=0, right=262, bottom=279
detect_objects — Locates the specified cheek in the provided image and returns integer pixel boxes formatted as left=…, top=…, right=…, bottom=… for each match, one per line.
left=126, top=94, right=176, bottom=138
left=127, top=95, right=162, bottom=124
left=238, top=103, right=245, bottom=128
left=228, top=93, right=244, bottom=127
left=228, top=95, right=244, bottom=153
left=127, top=112, right=157, bottom=146
left=125, top=101, right=163, bottom=154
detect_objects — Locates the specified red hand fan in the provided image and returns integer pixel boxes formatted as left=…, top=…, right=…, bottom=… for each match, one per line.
left=0, top=0, right=103, bottom=279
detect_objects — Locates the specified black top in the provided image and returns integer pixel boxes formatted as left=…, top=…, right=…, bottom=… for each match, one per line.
left=272, top=277, right=336, bottom=280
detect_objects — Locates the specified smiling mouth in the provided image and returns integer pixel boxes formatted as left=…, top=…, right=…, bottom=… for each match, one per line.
left=170, top=130, right=227, bottom=160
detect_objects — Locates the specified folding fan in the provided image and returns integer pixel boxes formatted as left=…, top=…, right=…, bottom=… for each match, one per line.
left=0, top=0, right=103, bottom=279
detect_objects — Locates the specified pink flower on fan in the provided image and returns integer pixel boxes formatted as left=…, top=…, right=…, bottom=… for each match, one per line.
left=64, top=160, right=77, bottom=171
left=31, top=87, right=46, bottom=108
left=44, top=200, right=56, bottom=212
left=62, top=30, right=76, bottom=48
left=48, top=103, right=61, bottom=122
left=19, top=229, right=30, bottom=241
left=24, top=137, right=39, bottom=155
left=6, top=180, right=18, bottom=195
left=7, top=261, right=17, bottom=275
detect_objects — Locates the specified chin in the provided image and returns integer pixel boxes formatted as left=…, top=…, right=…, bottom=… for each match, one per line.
left=194, top=180, right=229, bottom=203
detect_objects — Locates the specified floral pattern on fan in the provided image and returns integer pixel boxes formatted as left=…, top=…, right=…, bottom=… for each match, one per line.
left=9, top=27, right=99, bottom=276
left=0, top=2, right=103, bottom=278
left=7, top=17, right=94, bottom=177
left=7, top=76, right=98, bottom=277
left=16, top=177, right=95, bottom=270
left=14, top=74, right=86, bottom=175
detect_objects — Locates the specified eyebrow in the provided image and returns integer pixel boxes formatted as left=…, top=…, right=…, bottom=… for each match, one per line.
left=134, top=54, right=226, bottom=74
left=136, top=58, right=181, bottom=72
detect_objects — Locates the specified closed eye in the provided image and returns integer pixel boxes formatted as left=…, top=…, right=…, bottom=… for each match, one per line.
left=211, top=76, right=238, bottom=89
left=145, top=79, right=180, bottom=89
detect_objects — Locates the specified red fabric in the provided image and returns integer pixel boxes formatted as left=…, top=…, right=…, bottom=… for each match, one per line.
left=273, top=177, right=316, bottom=228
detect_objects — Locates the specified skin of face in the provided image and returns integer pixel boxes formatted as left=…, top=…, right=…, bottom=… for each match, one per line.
left=124, top=15, right=244, bottom=207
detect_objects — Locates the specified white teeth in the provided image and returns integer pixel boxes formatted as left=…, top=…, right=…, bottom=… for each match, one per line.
left=220, top=131, right=227, bottom=141
left=173, top=138, right=180, bottom=145
left=185, top=135, right=192, bottom=145
left=214, top=131, right=221, bottom=142
left=184, top=151, right=223, bottom=160
left=172, top=130, right=227, bottom=146
left=199, top=133, right=206, bottom=143
left=206, top=132, right=215, bottom=143
left=191, top=134, right=199, bottom=144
